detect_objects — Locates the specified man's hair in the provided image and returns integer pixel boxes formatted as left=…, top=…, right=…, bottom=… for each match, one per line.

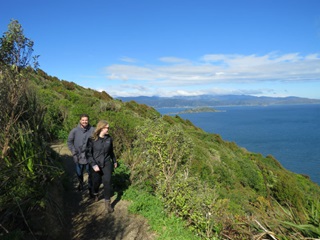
left=79, top=114, right=89, bottom=119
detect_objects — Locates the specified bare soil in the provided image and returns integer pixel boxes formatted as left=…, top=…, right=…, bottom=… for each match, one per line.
left=51, top=144, right=156, bottom=240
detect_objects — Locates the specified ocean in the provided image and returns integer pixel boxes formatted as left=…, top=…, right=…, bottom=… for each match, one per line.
left=157, top=104, right=320, bottom=185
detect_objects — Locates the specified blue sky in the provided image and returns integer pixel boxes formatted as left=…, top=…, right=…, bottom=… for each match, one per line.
left=1, top=0, right=320, bottom=99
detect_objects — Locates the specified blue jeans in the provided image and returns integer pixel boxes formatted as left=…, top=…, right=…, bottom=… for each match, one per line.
left=75, top=163, right=92, bottom=190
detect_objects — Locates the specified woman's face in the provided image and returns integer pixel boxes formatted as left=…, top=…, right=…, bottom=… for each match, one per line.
left=100, top=124, right=109, bottom=135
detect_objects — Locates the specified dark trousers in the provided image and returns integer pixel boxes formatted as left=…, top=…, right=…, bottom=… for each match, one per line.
left=92, top=161, right=113, bottom=200
left=75, top=163, right=92, bottom=189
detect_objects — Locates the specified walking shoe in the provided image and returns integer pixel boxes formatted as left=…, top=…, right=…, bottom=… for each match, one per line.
left=105, top=200, right=114, bottom=213
left=93, top=194, right=99, bottom=202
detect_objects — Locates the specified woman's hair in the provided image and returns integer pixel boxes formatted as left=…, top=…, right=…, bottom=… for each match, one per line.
left=92, top=120, right=109, bottom=141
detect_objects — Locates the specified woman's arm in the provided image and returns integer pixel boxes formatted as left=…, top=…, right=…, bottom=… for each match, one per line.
left=86, top=138, right=100, bottom=171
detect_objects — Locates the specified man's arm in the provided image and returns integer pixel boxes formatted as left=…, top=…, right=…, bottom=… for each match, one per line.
left=67, top=129, right=77, bottom=156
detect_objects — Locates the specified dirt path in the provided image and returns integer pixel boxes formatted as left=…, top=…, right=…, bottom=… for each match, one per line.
left=51, top=144, right=156, bottom=240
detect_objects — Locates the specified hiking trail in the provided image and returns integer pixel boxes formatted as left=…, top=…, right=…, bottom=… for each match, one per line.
left=51, top=144, right=156, bottom=240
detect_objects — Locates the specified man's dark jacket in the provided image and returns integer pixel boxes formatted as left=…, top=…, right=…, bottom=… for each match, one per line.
left=67, top=124, right=95, bottom=164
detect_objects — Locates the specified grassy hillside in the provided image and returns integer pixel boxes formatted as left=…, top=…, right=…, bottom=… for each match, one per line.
left=23, top=68, right=320, bottom=239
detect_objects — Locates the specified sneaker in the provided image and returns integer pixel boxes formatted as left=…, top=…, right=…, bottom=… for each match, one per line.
left=92, top=193, right=99, bottom=202
left=105, top=200, right=114, bottom=213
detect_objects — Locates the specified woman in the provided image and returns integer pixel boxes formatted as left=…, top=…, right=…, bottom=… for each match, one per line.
left=87, top=120, right=118, bottom=213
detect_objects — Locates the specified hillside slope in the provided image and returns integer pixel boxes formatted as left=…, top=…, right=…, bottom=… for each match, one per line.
left=28, top=69, right=320, bottom=239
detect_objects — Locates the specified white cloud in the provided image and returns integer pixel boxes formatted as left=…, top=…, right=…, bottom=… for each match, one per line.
left=106, top=65, right=161, bottom=81
left=102, top=52, right=320, bottom=97
left=158, top=57, right=190, bottom=63
left=108, top=85, right=269, bottom=98
left=119, top=56, right=138, bottom=63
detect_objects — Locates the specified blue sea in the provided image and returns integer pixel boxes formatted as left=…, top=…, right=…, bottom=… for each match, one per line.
left=157, top=104, right=320, bottom=185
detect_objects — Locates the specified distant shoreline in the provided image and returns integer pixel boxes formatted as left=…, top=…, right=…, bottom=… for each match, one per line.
left=155, top=102, right=320, bottom=110
left=118, top=95, right=320, bottom=109
left=163, top=107, right=225, bottom=115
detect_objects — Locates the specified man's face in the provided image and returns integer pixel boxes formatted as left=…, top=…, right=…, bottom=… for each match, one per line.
left=79, top=117, right=89, bottom=128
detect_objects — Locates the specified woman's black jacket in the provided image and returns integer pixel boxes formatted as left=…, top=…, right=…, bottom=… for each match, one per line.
left=86, top=135, right=117, bottom=168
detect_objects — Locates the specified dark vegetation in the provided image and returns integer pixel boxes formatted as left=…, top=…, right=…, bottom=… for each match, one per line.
left=1, top=20, right=320, bottom=239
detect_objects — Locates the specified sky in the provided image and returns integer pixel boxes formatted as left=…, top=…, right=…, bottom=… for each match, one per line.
left=1, top=0, right=320, bottom=99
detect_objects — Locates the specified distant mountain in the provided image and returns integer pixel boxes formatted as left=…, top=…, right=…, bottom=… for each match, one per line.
left=117, top=95, right=320, bottom=108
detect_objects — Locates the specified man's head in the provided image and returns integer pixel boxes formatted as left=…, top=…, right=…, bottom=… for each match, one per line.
left=79, top=114, right=89, bottom=128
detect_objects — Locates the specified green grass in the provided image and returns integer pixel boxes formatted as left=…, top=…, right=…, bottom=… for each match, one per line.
left=122, top=187, right=207, bottom=240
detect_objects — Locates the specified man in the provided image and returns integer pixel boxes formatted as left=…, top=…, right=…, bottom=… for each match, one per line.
left=67, top=114, right=95, bottom=197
